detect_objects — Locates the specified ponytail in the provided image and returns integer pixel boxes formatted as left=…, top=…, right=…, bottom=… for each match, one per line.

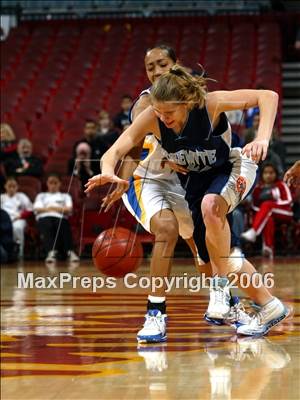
left=150, top=64, right=208, bottom=108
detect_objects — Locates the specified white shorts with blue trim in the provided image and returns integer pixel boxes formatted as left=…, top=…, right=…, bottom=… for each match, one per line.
left=122, top=176, right=194, bottom=239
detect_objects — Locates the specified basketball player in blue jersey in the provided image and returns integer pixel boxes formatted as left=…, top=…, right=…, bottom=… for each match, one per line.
left=86, top=64, right=289, bottom=337
left=98, top=46, right=250, bottom=343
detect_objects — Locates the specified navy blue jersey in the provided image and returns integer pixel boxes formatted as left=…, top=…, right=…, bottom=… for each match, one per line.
left=158, top=106, right=232, bottom=173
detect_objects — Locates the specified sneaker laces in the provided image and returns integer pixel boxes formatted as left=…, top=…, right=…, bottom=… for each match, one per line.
left=214, top=287, right=228, bottom=306
left=233, top=302, right=252, bottom=322
left=143, top=312, right=163, bottom=330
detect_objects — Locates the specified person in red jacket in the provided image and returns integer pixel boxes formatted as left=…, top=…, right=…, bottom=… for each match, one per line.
left=241, top=163, right=293, bottom=258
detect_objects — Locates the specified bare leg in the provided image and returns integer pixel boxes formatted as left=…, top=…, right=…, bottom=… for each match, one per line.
left=236, top=259, right=272, bottom=306
left=202, top=194, right=231, bottom=276
left=202, top=194, right=273, bottom=305
left=149, top=209, right=179, bottom=297
left=184, top=236, right=204, bottom=272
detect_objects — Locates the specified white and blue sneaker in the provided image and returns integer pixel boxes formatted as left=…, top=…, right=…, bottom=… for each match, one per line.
left=137, top=309, right=167, bottom=343
left=237, top=297, right=289, bottom=336
left=225, top=299, right=252, bottom=328
left=205, top=277, right=231, bottom=324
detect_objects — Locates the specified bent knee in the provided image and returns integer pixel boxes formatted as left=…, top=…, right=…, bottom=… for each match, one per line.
left=152, top=219, right=179, bottom=242
left=201, top=194, right=228, bottom=224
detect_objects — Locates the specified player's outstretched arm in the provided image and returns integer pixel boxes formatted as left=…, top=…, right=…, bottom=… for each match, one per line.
left=84, top=106, right=157, bottom=194
left=207, top=89, right=279, bottom=163
left=101, top=96, right=152, bottom=211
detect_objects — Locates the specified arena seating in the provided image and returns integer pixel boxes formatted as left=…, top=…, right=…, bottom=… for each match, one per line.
left=1, top=16, right=282, bottom=163
left=1, top=16, right=284, bottom=250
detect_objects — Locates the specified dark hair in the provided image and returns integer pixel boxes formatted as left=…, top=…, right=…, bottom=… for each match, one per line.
left=151, top=64, right=207, bottom=108
left=261, top=162, right=279, bottom=180
left=5, top=176, right=17, bottom=183
left=47, top=172, right=61, bottom=181
left=146, top=44, right=177, bottom=63
left=122, top=94, right=133, bottom=101
left=85, top=119, right=97, bottom=125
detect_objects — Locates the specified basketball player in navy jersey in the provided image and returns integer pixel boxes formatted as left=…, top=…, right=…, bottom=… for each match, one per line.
left=86, top=65, right=289, bottom=337
left=97, top=46, right=250, bottom=343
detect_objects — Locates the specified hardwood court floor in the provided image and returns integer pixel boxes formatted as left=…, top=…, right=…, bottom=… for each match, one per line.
left=1, top=257, right=300, bottom=400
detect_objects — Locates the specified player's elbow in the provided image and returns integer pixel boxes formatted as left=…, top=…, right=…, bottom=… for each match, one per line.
left=262, top=90, right=279, bottom=105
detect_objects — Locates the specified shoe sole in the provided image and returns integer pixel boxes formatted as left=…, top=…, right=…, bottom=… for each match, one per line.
left=137, top=335, right=167, bottom=343
left=237, top=306, right=290, bottom=337
left=204, top=314, right=225, bottom=326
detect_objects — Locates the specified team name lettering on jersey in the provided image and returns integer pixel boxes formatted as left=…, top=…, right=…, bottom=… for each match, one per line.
left=167, top=149, right=217, bottom=172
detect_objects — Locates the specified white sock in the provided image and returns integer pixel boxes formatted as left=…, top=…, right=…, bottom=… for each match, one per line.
left=148, top=295, right=166, bottom=303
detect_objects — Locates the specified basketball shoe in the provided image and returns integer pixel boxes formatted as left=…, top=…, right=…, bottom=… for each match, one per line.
left=225, top=298, right=252, bottom=328
left=206, top=296, right=252, bottom=328
left=137, top=309, right=167, bottom=343
left=205, top=277, right=231, bottom=323
left=237, top=297, right=289, bottom=336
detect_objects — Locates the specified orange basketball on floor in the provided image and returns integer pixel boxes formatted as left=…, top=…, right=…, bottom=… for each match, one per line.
left=92, top=227, right=143, bottom=278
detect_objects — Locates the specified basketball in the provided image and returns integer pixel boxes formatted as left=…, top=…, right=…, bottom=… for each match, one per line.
left=92, top=227, right=143, bottom=278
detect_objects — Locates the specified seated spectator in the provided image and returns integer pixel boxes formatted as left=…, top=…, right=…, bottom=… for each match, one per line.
left=0, top=209, right=17, bottom=263
left=113, top=94, right=133, bottom=131
left=0, top=123, right=17, bottom=162
left=33, top=173, right=79, bottom=263
left=241, top=163, right=293, bottom=258
left=243, top=114, right=284, bottom=175
left=243, top=113, right=260, bottom=145
left=270, top=128, right=286, bottom=170
left=68, top=142, right=94, bottom=189
left=225, top=110, right=244, bottom=126
left=73, top=120, right=108, bottom=175
left=245, top=106, right=259, bottom=128
left=4, top=138, right=43, bottom=178
left=97, top=110, right=119, bottom=146
left=261, top=149, right=284, bottom=177
left=0, top=176, right=33, bottom=258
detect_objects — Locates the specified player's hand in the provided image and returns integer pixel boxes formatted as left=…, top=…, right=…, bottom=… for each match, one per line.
left=162, top=159, right=189, bottom=175
left=284, top=161, right=300, bottom=187
left=242, top=139, right=269, bottom=163
left=84, top=174, right=129, bottom=194
left=101, top=180, right=129, bottom=212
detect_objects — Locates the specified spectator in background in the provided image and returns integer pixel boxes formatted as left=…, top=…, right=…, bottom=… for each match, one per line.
left=68, top=142, right=94, bottom=189
left=0, top=176, right=33, bottom=258
left=284, top=160, right=300, bottom=221
left=244, top=114, right=284, bottom=175
left=0, top=209, right=17, bottom=263
left=33, top=173, right=79, bottom=264
left=270, top=127, right=286, bottom=170
left=97, top=110, right=119, bottom=146
left=225, top=109, right=244, bottom=127
left=0, top=123, right=17, bottom=162
left=245, top=106, right=259, bottom=128
left=4, top=138, right=43, bottom=178
left=113, top=94, right=133, bottom=131
left=73, top=120, right=107, bottom=175
left=241, top=163, right=293, bottom=258
left=243, top=113, right=260, bottom=145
